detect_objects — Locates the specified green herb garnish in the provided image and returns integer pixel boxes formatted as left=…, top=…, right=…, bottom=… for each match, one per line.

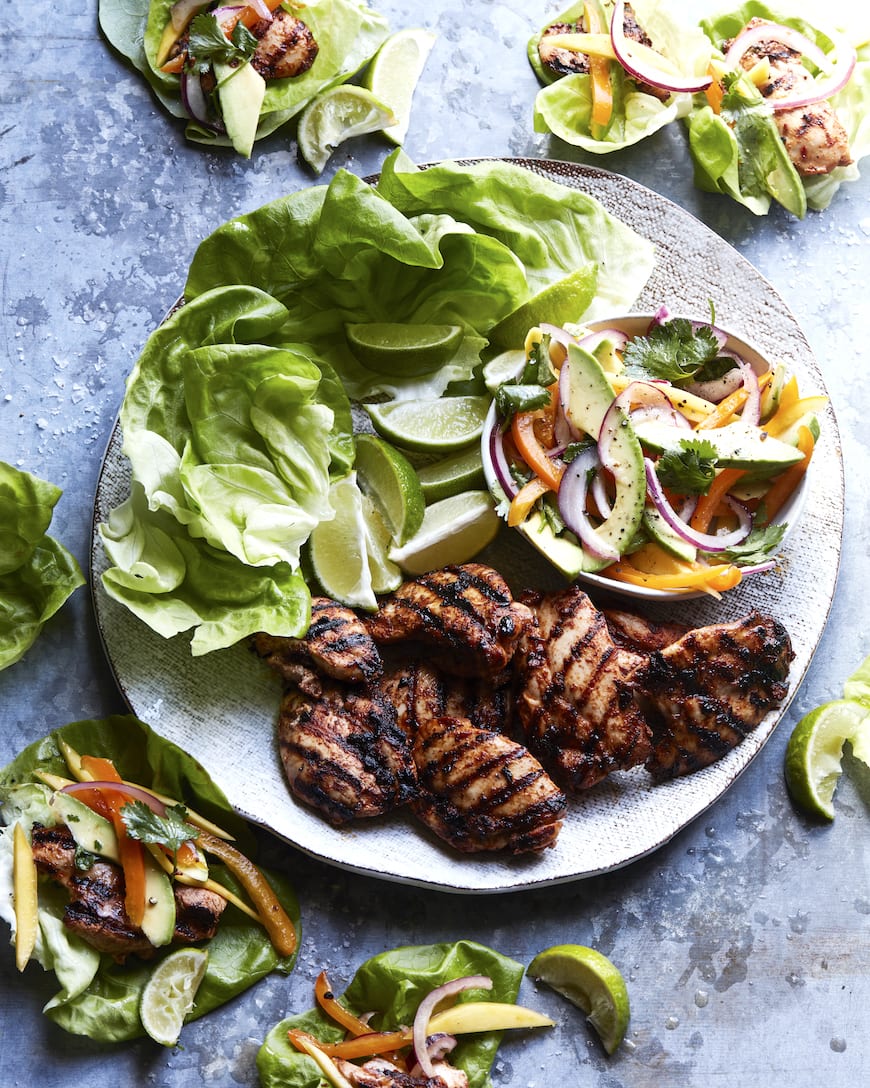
left=655, top=438, right=718, bottom=494
left=624, top=318, right=721, bottom=382
left=121, top=800, right=200, bottom=853
left=188, top=13, right=258, bottom=75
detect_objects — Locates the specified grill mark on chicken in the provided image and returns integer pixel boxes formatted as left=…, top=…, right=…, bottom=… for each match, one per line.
left=335, top=1057, right=469, bottom=1088
left=250, top=10, right=319, bottom=80
left=276, top=681, right=416, bottom=825
left=732, top=18, right=852, bottom=176
left=514, top=588, right=652, bottom=791
left=252, top=598, right=383, bottom=687
left=604, top=609, right=691, bottom=653
left=366, top=564, right=532, bottom=678
left=31, top=824, right=225, bottom=960
left=642, top=612, right=794, bottom=779
left=411, top=716, right=566, bottom=853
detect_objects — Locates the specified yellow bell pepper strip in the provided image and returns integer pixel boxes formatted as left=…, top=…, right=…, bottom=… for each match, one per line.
left=13, top=823, right=38, bottom=972
left=197, top=829, right=297, bottom=957
left=315, top=971, right=375, bottom=1037
left=690, top=467, right=746, bottom=534
left=605, top=555, right=742, bottom=594
left=763, top=394, right=829, bottom=438
left=760, top=425, right=815, bottom=524
left=508, top=476, right=550, bottom=527
left=584, top=1, right=614, bottom=138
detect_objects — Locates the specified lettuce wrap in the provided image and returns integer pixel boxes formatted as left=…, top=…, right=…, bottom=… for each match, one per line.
left=98, top=0, right=389, bottom=155
left=0, top=715, right=300, bottom=1042
left=257, top=941, right=526, bottom=1088
left=100, top=153, right=654, bottom=654
left=687, top=3, right=870, bottom=215
left=0, top=462, right=84, bottom=670
left=530, top=0, right=714, bottom=152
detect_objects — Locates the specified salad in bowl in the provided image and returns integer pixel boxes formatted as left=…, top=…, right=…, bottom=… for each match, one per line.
left=481, top=308, right=825, bottom=600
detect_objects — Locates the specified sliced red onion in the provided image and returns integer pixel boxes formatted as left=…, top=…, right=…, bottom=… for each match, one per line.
left=539, top=323, right=579, bottom=350
left=247, top=0, right=273, bottom=20
left=613, top=381, right=691, bottom=431
left=181, top=71, right=223, bottom=131
left=650, top=305, right=670, bottom=327
left=575, top=327, right=630, bottom=355
left=724, top=21, right=856, bottom=110
left=62, top=779, right=169, bottom=814
left=410, top=1033, right=458, bottom=1072
left=678, top=494, right=698, bottom=522
left=686, top=366, right=743, bottom=403
left=486, top=416, right=519, bottom=501
left=735, top=359, right=761, bottom=426
left=591, top=471, right=612, bottom=519
left=558, top=446, right=620, bottom=561
left=170, top=0, right=209, bottom=32
left=644, top=459, right=752, bottom=551
left=611, top=0, right=712, bottom=93
left=213, top=4, right=245, bottom=27
left=413, top=977, right=492, bottom=1079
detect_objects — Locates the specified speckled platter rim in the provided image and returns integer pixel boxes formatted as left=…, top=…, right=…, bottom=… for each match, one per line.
left=90, top=159, right=844, bottom=894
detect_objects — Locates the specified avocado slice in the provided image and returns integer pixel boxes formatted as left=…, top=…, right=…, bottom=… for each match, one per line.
left=49, top=792, right=120, bottom=862
left=141, top=856, right=176, bottom=948
left=214, top=60, right=266, bottom=158
left=634, top=419, right=804, bottom=477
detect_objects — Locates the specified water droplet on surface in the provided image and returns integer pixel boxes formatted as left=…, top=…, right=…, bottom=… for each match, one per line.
left=694, top=990, right=709, bottom=1008
left=665, top=1016, right=680, bottom=1030
left=830, top=1037, right=847, bottom=1053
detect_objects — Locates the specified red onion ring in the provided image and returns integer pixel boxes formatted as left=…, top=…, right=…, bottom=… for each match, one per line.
left=644, top=459, right=752, bottom=551
left=486, top=416, right=519, bottom=501
left=247, top=0, right=273, bottom=20
left=62, top=779, right=169, bottom=813
left=686, top=366, right=743, bottom=403
left=539, top=323, right=579, bottom=350
left=613, top=381, right=692, bottom=431
left=413, top=977, right=492, bottom=1078
left=724, top=21, right=856, bottom=111
left=611, top=0, right=712, bottom=93
left=558, top=446, right=620, bottom=561
left=591, top=470, right=612, bottom=519
left=181, top=71, right=223, bottom=131
left=735, top=359, right=761, bottom=426
left=576, top=328, right=630, bottom=355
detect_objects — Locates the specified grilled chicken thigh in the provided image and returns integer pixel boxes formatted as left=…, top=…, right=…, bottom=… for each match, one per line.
left=515, top=588, right=652, bottom=791
left=31, top=824, right=225, bottom=960
left=250, top=9, right=319, bottom=80
left=252, top=598, right=383, bottom=687
left=642, top=612, right=794, bottom=779
left=411, top=716, right=566, bottom=854
left=604, top=609, right=690, bottom=654
left=735, top=18, right=851, bottom=176
left=367, top=564, right=532, bottom=678
left=276, top=680, right=416, bottom=825
left=335, top=1057, right=468, bottom=1088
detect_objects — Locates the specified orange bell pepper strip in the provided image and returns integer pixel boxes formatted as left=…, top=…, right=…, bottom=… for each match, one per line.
left=315, top=972, right=374, bottom=1037
left=288, top=1027, right=412, bottom=1062
left=605, top=556, right=742, bottom=594
left=510, top=414, right=563, bottom=491
left=761, top=425, right=814, bottom=524
left=508, top=476, right=551, bottom=526
left=160, top=54, right=186, bottom=74
left=690, top=467, right=745, bottom=534
left=584, top=1, right=613, bottom=136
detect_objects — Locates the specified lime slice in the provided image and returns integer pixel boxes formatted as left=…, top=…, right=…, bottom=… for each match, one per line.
left=360, top=494, right=403, bottom=594
left=308, top=473, right=377, bottom=610
left=488, top=263, right=599, bottom=349
left=363, top=28, right=437, bottom=144
left=297, top=86, right=396, bottom=174
left=366, top=396, right=490, bottom=452
left=784, top=699, right=870, bottom=820
left=140, top=947, right=208, bottom=1047
left=355, top=433, right=425, bottom=545
left=416, top=446, right=486, bottom=502
left=527, top=944, right=630, bottom=1056
left=388, top=490, right=499, bottom=575
left=346, top=322, right=463, bottom=376
left=482, top=349, right=525, bottom=394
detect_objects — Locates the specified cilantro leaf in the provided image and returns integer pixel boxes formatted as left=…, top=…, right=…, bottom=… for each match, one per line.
left=520, top=336, right=554, bottom=386
left=495, top=383, right=550, bottom=418
left=623, top=318, right=721, bottom=382
left=188, top=13, right=258, bottom=75
left=655, top=438, right=718, bottom=495
left=713, top=522, right=787, bottom=566
left=693, top=356, right=739, bottom=383
left=121, top=800, right=199, bottom=853
left=74, top=847, right=99, bottom=871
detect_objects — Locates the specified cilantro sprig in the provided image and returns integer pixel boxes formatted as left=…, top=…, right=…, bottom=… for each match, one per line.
left=187, top=13, right=258, bottom=75
left=655, top=437, right=718, bottom=495
left=495, top=336, right=555, bottom=420
left=623, top=318, right=721, bottom=382
left=121, top=800, right=200, bottom=854
left=711, top=523, right=787, bottom=566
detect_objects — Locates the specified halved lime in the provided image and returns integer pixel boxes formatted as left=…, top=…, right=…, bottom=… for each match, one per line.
left=416, top=446, right=486, bottom=502
left=784, top=699, right=870, bottom=820
left=355, top=433, right=425, bottom=545
left=363, top=28, right=437, bottom=144
left=297, top=86, right=396, bottom=174
left=366, top=395, right=490, bottom=452
left=527, top=944, right=630, bottom=1056
left=388, top=489, right=499, bottom=574
left=346, top=322, right=463, bottom=376
left=488, top=263, right=599, bottom=349
left=140, top=947, right=208, bottom=1047
left=307, top=474, right=377, bottom=610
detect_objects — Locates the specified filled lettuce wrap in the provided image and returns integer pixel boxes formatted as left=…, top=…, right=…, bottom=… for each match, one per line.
left=687, top=3, right=869, bottom=215
left=530, top=0, right=714, bottom=152
left=0, top=714, right=300, bottom=1042
left=0, top=462, right=84, bottom=670
left=98, top=0, right=389, bottom=155
left=257, top=941, right=535, bottom=1088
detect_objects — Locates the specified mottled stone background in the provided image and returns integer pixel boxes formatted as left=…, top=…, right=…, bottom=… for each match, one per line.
left=1, top=2, right=868, bottom=1085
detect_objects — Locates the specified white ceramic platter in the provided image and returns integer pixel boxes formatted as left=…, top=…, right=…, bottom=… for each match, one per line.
left=90, top=160, right=844, bottom=893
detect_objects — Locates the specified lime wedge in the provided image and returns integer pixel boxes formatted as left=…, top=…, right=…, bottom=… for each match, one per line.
left=388, top=490, right=499, bottom=574
left=355, top=433, right=425, bottom=545
left=346, top=322, right=463, bottom=376
left=297, top=86, right=396, bottom=174
left=482, top=349, right=525, bottom=394
left=363, top=28, right=437, bottom=144
left=360, top=494, right=403, bottom=594
left=416, top=446, right=486, bottom=502
left=784, top=699, right=870, bottom=820
left=307, top=473, right=377, bottom=610
left=140, top=947, right=208, bottom=1047
left=488, top=263, right=599, bottom=349
left=527, top=944, right=630, bottom=1056
left=366, top=395, right=490, bottom=452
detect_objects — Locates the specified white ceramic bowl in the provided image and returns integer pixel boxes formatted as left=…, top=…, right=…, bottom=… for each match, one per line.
left=480, top=314, right=812, bottom=602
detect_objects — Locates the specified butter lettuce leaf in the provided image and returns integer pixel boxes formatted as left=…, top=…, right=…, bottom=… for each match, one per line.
left=257, top=941, right=525, bottom=1088
left=0, top=716, right=300, bottom=1041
